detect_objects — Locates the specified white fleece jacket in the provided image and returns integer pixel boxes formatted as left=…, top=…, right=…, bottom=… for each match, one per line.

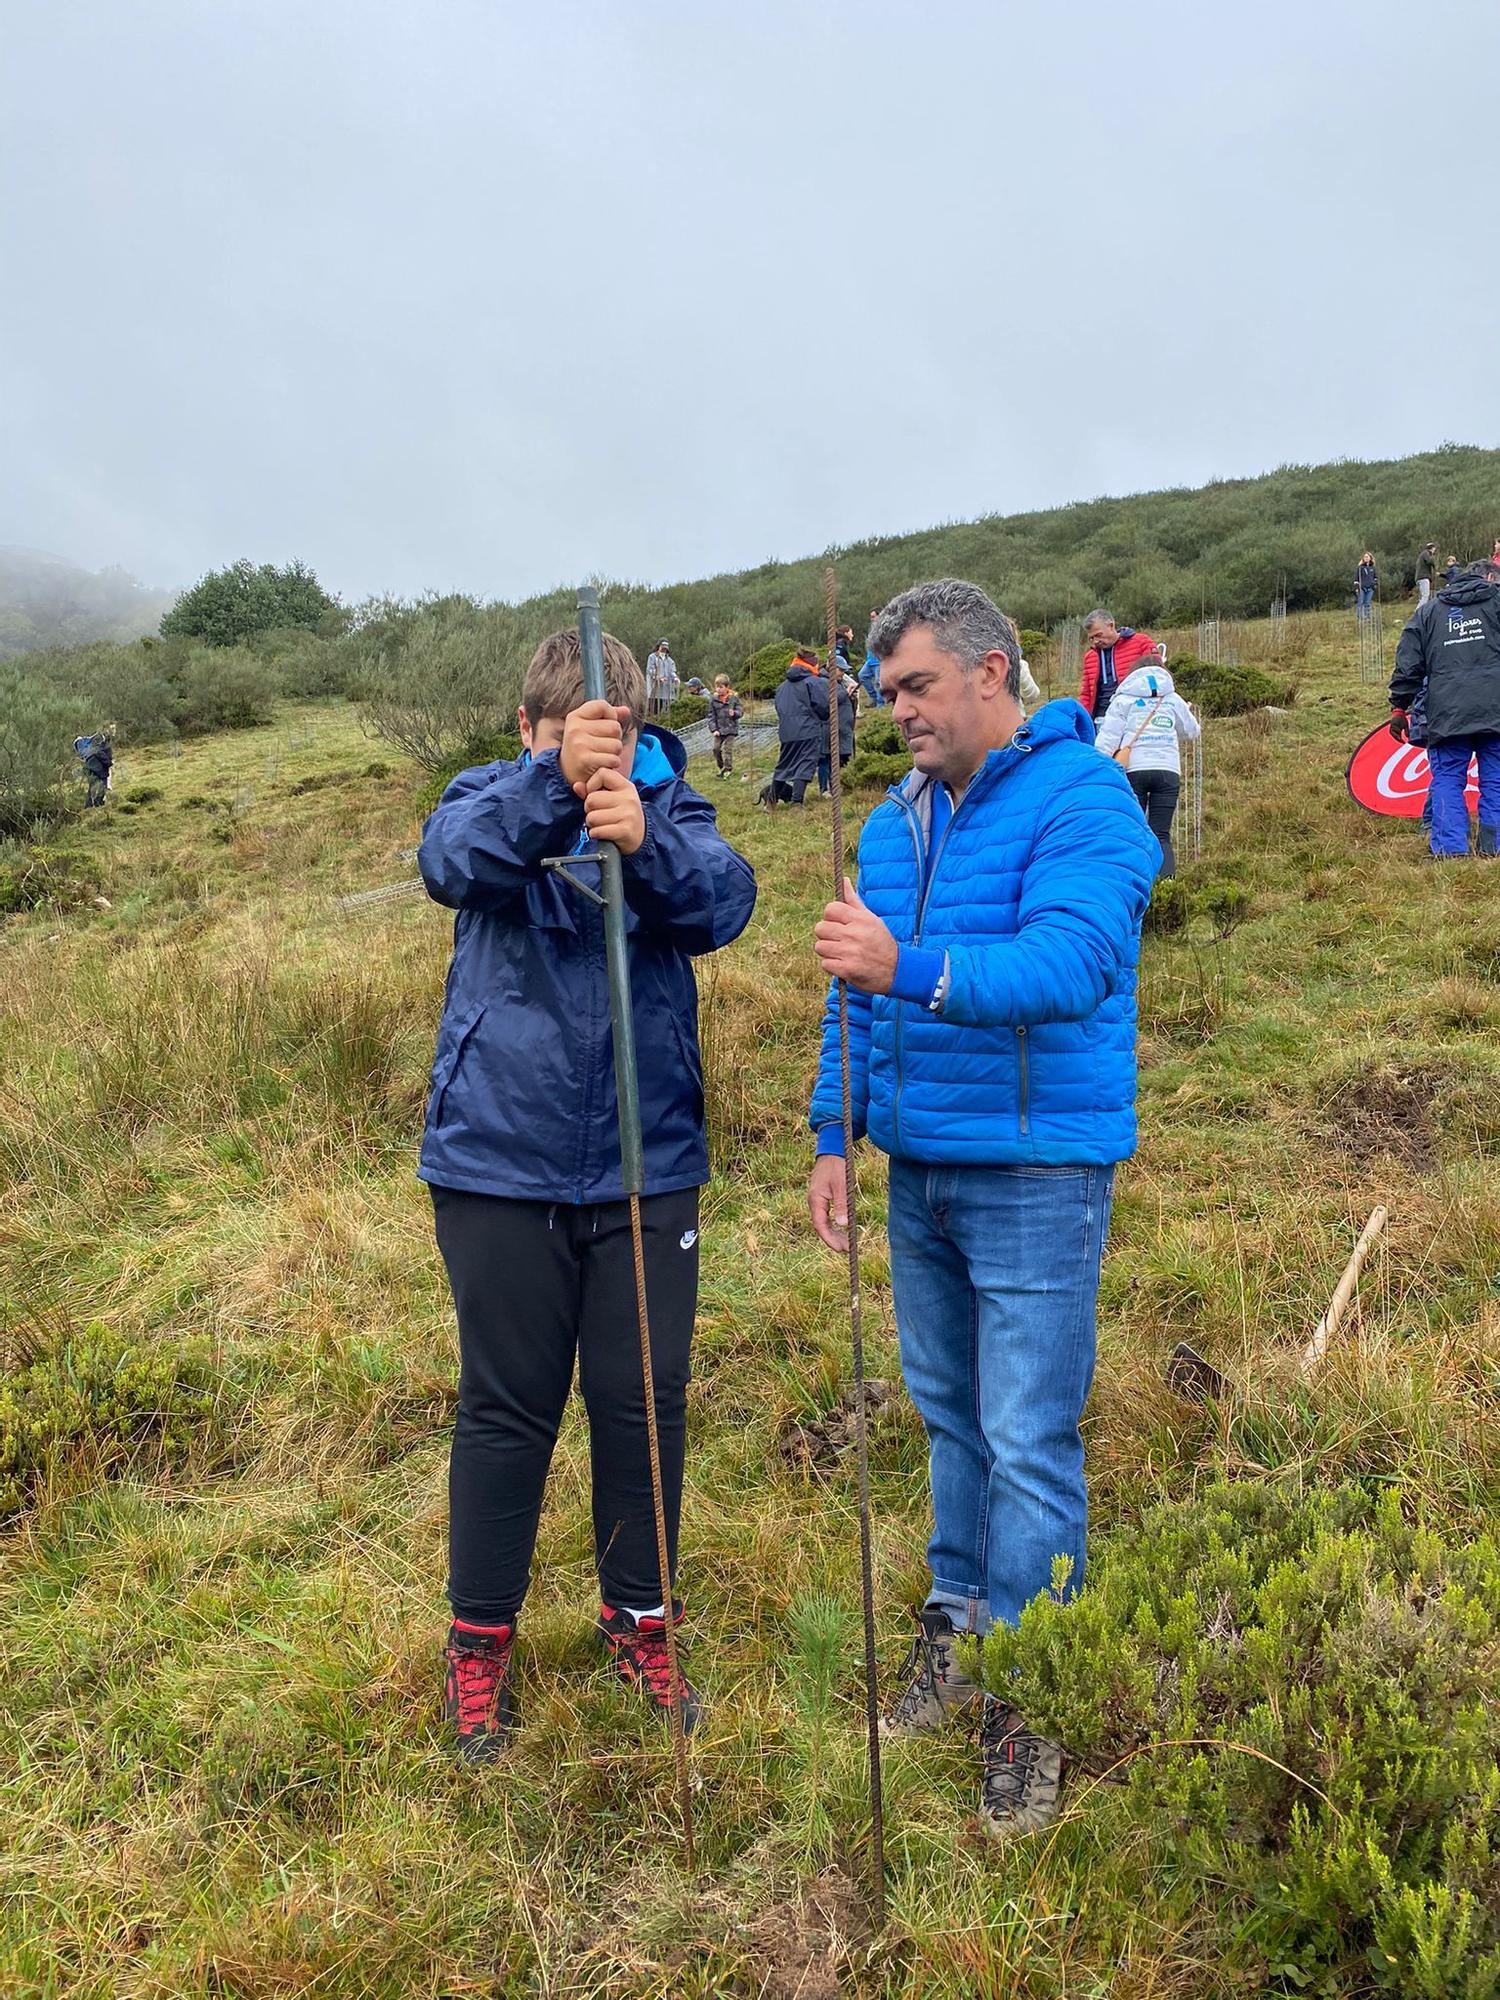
left=1095, top=664, right=1201, bottom=775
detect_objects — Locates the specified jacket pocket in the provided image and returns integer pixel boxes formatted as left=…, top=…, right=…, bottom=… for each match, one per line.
left=427, top=1001, right=485, bottom=1129
left=1016, top=1026, right=1030, bottom=1135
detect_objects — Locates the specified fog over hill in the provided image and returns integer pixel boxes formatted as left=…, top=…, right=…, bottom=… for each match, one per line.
left=0, top=545, right=175, bottom=658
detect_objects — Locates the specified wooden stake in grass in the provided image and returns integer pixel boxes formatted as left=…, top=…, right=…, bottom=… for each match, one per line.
left=822, top=563, right=886, bottom=1929
left=1300, top=1206, right=1387, bottom=1377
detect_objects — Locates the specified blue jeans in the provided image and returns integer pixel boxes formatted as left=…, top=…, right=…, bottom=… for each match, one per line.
left=1356, top=586, right=1373, bottom=618
left=886, top=1157, right=1114, bottom=1634
left=1429, top=736, right=1500, bottom=856
left=858, top=662, right=884, bottom=706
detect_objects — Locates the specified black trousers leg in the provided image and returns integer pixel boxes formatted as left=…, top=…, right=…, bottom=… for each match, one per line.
left=1129, top=771, right=1181, bottom=878
left=578, top=1189, right=699, bottom=1609
left=433, top=1189, right=580, bottom=1625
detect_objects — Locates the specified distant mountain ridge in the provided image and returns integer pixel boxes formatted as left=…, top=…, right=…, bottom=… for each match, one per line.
left=0, top=546, right=175, bottom=658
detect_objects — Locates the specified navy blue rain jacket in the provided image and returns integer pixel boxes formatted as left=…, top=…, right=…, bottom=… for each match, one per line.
left=417, top=726, right=756, bottom=1203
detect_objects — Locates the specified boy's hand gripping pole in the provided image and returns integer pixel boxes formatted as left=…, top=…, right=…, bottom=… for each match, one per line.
left=824, top=566, right=887, bottom=1927
left=574, top=586, right=696, bottom=1869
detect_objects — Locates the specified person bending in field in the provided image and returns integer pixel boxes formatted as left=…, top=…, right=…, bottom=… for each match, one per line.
left=418, top=627, right=757, bottom=1761
left=1078, top=608, right=1157, bottom=725
left=1094, top=652, right=1201, bottom=877
left=759, top=645, right=829, bottom=809
left=805, top=579, right=1156, bottom=1837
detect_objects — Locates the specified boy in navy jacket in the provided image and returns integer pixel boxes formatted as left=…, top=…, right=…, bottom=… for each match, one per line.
left=419, top=626, right=756, bottom=1760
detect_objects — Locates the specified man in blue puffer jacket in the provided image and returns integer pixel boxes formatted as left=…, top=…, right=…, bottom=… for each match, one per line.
left=806, top=579, right=1157, bottom=1838
left=419, top=625, right=756, bottom=1761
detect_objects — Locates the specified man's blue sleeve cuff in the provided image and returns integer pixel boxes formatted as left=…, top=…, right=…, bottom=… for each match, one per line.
left=814, top=1124, right=847, bottom=1158
left=890, top=944, right=947, bottom=1010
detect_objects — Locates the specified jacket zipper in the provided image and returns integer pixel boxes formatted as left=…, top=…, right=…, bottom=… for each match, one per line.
left=887, top=789, right=925, bottom=1153
left=1017, top=1026, right=1030, bottom=1135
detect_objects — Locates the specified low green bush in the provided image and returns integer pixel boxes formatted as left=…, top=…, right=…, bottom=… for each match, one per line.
left=661, top=694, right=708, bottom=732
left=979, top=1480, right=1500, bottom=1996
left=123, top=786, right=163, bottom=806
left=746, top=640, right=802, bottom=697
left=1169, top=655, right=1295, bottom=717
left=414, top=730, right=523, bottom=821
left=0, top=1321, right=220, bottom=1520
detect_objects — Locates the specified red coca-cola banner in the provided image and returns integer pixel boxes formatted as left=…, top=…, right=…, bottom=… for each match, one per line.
left=1346, top=726, right=1481, bottom=819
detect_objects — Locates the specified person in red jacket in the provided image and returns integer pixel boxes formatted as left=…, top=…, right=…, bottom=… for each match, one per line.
left=1079, top=610, right=1158, bottom=724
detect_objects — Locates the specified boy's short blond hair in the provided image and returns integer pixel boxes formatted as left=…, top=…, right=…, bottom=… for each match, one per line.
left=522, top=628, right=647, bottom=733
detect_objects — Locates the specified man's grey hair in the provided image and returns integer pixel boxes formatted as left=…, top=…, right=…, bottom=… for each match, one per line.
left=1083, top=607, right=1114, bottom=632
left=868, top=578, right=1022, bottom=699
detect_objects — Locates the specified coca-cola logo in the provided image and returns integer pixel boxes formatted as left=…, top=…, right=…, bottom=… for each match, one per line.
left=1346, top=726, right=1481, bottom=819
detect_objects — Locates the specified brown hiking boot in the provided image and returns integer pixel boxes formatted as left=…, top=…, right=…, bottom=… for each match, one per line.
left=979, top=1694, right=1064, bottom=1837
left=880, top=1605, right=982, bottom=1737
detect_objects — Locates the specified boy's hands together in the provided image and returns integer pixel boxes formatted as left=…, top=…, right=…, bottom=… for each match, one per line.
left=583, top=768, right=646, bottom=855
left=560, top=700, right=633, bottom=795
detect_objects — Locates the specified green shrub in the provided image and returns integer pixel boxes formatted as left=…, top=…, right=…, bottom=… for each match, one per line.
left=855, top=709, right=904, bottom=756
left=123, top=786, right=163, bottom=806
left=0, top=666, right=86, bottom=837
left=160, top=558, right=338, bottom=647
left=746, top=640, right=802, bottom=697
left=414, top=730, right=523, bottom=821
left=357, top=595, right=530, bottom=773
left=1169, top=655, right=1294, bottom=717
left=170, top=645, right=281, bottom=733
left=661, top=694, right=707, bottom=731
left=842, top=749, right=910, bottom=793
left=1143, top=876, right=1191, bottom=933
left=0, top=1321, right=220, bottom=1520
left=979, top=1481, right=1500, bottom=1996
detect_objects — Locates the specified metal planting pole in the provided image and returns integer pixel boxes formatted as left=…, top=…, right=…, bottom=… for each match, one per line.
left=572, top=586, right=696, bottom=1868
left=823, top=565, right=887, bottom=1928
left=1192, top=714, right=1204, bottom=863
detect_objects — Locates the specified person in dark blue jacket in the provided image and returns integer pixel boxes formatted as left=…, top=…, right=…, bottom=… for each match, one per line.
left=418, top=625, right=756, bottom=1761
left=805, top=579, right=1156, bottom=1839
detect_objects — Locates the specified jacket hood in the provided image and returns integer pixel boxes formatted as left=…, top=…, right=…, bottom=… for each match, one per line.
left=1115, top=664, right=1175, bottom=700
left=639, top=722, right=686, bottom=780
left=784, top=661, right=819, bottom=685
left=1437, top=572, right=1500, bottom=610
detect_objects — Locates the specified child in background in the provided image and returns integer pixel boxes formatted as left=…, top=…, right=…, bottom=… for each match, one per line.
left=1094, top=651, right=1201, bottom=878
left=417, top=627, right=757, bottom=1761
left=709, top=675, right=743, bottom=779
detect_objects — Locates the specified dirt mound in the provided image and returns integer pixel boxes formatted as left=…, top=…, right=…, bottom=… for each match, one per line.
left=747, top=1867, right=870, bottom=1999
left=779, top=1381, right=895, bottom=1478
left=1319, top=1065, right=1439, bottom=1172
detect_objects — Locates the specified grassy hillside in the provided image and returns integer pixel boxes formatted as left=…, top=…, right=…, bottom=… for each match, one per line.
left=1, top=614, right=1497, bottom=1997
left=508, top=445, right=1500, bottom=672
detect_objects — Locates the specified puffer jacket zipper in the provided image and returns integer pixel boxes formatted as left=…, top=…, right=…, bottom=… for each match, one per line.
left=1016, top=1025, right=1030, bottom=1134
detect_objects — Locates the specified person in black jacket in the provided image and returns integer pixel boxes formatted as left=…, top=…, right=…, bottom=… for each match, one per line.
left=1356, top=553, right=1378, bottom=620
left=79, top=731, right=113, bottom=807
left=760, top=647, right=829, bottom=808
left=1416, top=543, right=1438, bottom=606
left=1389, top=561, right=1500, bottom=856
left=417, top=625, right=756, bottom=1759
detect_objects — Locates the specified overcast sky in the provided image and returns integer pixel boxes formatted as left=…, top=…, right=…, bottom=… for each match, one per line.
left=4, top=0, right=1498, bottom=606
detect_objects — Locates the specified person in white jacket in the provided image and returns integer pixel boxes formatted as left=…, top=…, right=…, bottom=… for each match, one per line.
left=1093, top=658, right=1201, bottom=877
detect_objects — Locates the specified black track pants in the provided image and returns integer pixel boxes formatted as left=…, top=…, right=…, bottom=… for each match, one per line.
left=1128, top=769, right=1182, bottom=878
left=431, top=1184, right=699, bottom=1625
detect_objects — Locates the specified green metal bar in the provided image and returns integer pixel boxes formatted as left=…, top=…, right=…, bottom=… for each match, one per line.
left=577, top=587, right=645, bottom=1196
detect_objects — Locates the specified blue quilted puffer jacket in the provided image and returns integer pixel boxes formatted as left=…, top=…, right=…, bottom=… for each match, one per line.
left=809, top=701, right=1158, bottom=1166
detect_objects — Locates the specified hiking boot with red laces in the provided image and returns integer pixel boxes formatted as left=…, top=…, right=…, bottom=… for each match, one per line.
left=597, top=1603, right=701, bottom=1734
left=979, top=1693, right=1064, bottom=1837
left=880, top=1605, right=982, bottom=1737
left=443, top=1620, right=515, bottom=1763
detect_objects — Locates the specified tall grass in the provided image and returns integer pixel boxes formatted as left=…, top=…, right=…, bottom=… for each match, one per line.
left=0, top=613, right=1497, bottom=1993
